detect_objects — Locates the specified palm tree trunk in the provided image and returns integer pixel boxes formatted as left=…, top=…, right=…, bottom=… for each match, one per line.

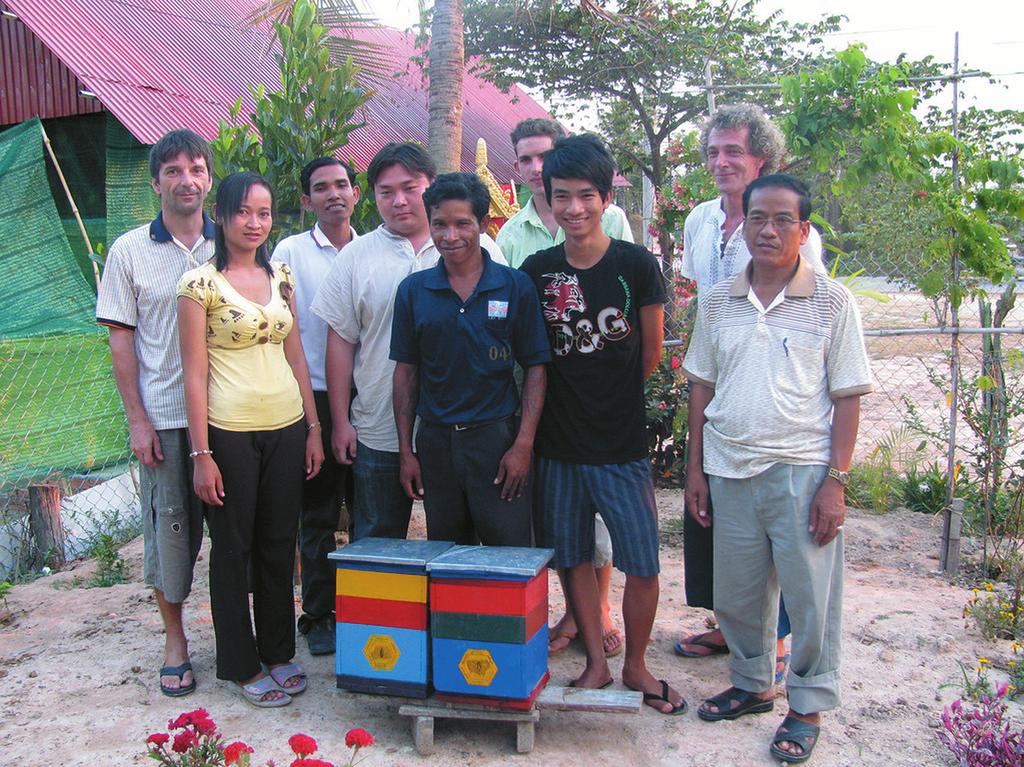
left=428, top=0, right=464, bottom=173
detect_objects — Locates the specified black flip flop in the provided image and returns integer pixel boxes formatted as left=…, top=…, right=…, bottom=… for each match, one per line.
left=159, top=662, right=196, bottom=697
left=673, top=631, right=729, bottom=658
left=631, top=679, right=688, bottom=715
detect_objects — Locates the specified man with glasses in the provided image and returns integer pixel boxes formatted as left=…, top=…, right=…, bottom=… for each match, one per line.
left=682, top=174, right=872, bottom=762
left=675, top=104, right=825, bottom=675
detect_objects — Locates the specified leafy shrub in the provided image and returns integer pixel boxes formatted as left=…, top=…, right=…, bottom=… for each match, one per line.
left=900, top=462, right=951, bottom=515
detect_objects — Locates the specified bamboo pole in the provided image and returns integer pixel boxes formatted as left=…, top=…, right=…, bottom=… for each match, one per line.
left=38, top=122, right=101, bottom=291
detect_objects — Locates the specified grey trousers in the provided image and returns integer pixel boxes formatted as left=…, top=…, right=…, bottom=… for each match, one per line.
left=709, top=463, right=842, bottom=714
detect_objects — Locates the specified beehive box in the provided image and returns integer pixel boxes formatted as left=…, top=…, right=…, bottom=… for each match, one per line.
left=328, top=538, right=453, bottom=697
left=427, top=546, right=553, bottom=707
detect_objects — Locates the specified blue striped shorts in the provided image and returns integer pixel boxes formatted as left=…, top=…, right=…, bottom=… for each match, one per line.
left=533, top=457, right=660, bottom=576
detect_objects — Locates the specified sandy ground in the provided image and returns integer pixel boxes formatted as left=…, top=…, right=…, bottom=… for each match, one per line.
left=1, top=492, right=1020, bottom=767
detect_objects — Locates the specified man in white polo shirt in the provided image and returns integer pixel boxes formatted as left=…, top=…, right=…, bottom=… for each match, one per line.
left=272, top=157, right=359, bottom=656
left=683, top=175, right=872, bottom=763
left=96, top=129, right=214, bottom=698
left=311, top=142, right=507, bottom=542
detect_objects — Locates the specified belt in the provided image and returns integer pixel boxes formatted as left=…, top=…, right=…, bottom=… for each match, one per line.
left=435, top=415, right=513, bottom=432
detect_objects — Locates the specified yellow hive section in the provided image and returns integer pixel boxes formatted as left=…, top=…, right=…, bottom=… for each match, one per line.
left=336, top=568, right=428, bottom=603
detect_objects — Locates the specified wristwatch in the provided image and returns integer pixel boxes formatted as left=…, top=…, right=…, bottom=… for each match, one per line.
left=827, top=467, right=849, bottom=487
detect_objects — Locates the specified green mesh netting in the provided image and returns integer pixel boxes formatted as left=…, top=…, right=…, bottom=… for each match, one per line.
left=105, top=115, right=158, bottom=242
left=0, top=118, right=97, bottom=338
left=0, top=333, right=127, bottom=484
left=0, top=117, right=129, bottom=487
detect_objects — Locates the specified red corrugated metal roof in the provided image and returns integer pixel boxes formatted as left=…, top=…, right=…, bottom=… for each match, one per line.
left=3, top=0, right=551, bottom=179
left=0, top=3, right=103, bottom=124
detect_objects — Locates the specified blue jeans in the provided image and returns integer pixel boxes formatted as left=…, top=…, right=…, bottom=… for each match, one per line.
left=350, top=441, right=412, bottom=541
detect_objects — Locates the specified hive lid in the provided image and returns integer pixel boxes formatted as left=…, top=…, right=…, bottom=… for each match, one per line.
left=327, top=537, right=454, bottom=566
left=426, top=545, right=554, bottom=577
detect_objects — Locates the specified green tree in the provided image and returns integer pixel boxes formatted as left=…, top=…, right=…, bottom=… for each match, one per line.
left=212, top=0, right=374, bottom=235
left=462, top=0, right=841, bottom=258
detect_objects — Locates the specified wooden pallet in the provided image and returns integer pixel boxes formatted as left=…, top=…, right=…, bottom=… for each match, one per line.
left=397, top=685, right=643, bottom=754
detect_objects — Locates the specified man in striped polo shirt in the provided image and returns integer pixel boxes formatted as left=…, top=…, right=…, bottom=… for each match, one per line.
left=96, top=129, right=214, bottom=698
left=683, top=175, right=872, bottom=763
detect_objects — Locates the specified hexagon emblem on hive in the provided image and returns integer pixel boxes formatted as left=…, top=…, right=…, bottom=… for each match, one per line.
left=459, top=648, right=498, bottom=686
left=363, top=634, right=400, bottom=670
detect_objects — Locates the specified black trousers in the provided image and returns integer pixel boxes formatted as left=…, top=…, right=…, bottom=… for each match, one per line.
left=416, top=416, right=532, bottom=547
left=206, top=420, right=305, bottom=681
left=297, top=390, right=353, bottom=629
left=683, top=492, right=715, bottom=609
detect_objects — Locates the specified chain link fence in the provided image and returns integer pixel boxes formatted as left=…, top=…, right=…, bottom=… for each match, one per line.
left=0, top=115, right=153, bottom=581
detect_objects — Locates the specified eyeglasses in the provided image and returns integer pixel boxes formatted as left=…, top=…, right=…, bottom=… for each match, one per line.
left=745, top=214, right=803, bottom=230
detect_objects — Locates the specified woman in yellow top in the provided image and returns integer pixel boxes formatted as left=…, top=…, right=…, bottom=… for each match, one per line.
left=177, top=172, right=324, bottom=708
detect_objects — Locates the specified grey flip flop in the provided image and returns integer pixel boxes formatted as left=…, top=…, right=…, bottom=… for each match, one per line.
left=269, top=661, right=307, bottom=695
left=238, top=675, right=292, bottom=708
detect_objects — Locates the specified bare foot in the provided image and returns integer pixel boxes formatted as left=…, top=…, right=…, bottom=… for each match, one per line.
left=571, top=662, right=613, bottom=690
left=548, top=612, right=578, bottom=654
left=602, top=626, right=623, bottom=656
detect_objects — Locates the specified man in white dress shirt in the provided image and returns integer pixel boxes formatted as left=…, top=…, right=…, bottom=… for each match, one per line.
left=272, top=157, right=359, bottom=655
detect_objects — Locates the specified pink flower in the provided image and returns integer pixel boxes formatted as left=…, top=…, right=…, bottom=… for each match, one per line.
left=146, top=733, right=169, bottom=747
left=288, top=733, right=318, bottom=757
left=224, top=741, right=254, bottom=764
left=172, top=730, right=198, bottom=754
left=344, top=728, right=374, bottom=748
left=670, top=356, right=681, bottom=370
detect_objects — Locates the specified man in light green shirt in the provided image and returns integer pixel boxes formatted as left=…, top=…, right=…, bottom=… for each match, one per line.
left=497, top=118, right=634, bottom=269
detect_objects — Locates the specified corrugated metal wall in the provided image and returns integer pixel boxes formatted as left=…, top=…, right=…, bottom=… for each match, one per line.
left=0, top=2, right=102, bottom=127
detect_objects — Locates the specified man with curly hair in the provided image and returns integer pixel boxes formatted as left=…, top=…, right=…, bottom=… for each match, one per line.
left=675, top=104, right=825, bottom=672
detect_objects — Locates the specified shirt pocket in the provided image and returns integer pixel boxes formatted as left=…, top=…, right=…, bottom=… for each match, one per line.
left=776, top=333, right=827, bottom=402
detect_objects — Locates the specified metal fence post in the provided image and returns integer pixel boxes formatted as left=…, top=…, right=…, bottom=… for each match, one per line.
left=940, top=497, right=964, bottom=575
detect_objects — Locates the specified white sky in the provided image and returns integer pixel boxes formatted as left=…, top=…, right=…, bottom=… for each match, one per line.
left=366, top=0, right=1022, bottom=115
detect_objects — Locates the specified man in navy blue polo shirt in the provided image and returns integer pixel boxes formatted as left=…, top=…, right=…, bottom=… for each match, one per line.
left=391, top=172, right=550, bottom=546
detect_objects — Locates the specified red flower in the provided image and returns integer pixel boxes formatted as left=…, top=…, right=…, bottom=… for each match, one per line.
left=146, top=733, right=170, bottom=747
left=344, top=728, right=374, bottom=748
left=288, top=733, right=318, bottom=757
left=224, top=741, right=254, bottom=765
left=290, top=759, right=334, bottom=767
left=194, top=716, right=216, bottom=737
left=172, top=730, right=198, bottom=754
left=169, top=708, right=212, bottom=731
left=670, top=356, right=681, bottom=370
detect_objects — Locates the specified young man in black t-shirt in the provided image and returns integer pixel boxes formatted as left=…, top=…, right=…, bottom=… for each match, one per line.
left=520, top=135, right=686, bottom=714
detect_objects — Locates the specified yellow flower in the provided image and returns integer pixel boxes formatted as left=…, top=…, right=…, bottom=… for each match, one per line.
left=979, top=657, right=990, bottom=665
left=1009, top=661, right=1018, bottom=667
